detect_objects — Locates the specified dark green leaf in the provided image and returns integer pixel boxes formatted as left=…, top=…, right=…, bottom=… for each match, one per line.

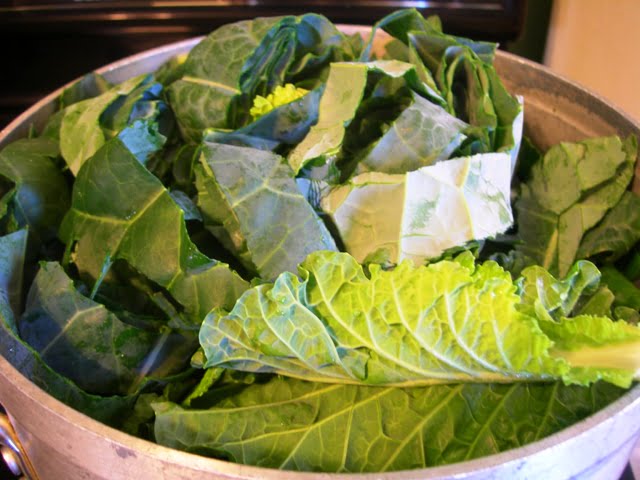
left=600, top=265, right=640, bottom=311
left=206, top=86, right=322, bottom=148
left=0, top=137, right=69, bottom=245
left=196, top=143, right=337, bottom=280
left=577, top=191, right=640, bottom=262
left=60, top=73, right=112, bottom=109
left=0, top=230, right=139, bottom=426
left=167, top=17, right=281, bottom=141
left=60, top=138, right=248, bottom=322
left=19, top=262, right=160, bottom=395
left=516, top=135, right=637, bottom=276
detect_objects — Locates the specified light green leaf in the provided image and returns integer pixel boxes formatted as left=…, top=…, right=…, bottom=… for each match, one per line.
left=517, top=260, right=602, bottom=319
left=543, top=314, right=640, bottom=386
left=322, top=152, right=513, bottom=264
left=201, top=251, right=640, bottom=388
left=200, top=251, right=562, bottom=385
left=60, top=74, right=151, bottom=174
left=153, top=375, right=624, bottom=472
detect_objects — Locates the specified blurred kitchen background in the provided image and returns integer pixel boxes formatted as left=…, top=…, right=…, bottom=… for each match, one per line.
left=1, top=1, right=640, bottom=128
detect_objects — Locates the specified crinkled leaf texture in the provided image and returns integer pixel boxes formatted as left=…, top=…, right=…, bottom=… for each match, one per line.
left=321, top=152, right=513, bottom=264
left=196, top=142, right=337, bottom=280
left=60, top=138, right=248, bottom=323
left=167, top=17, right=280, bottom=141
left=201, top=251, right=640, bottom=388
left=153, top=376, right=624, bottom=472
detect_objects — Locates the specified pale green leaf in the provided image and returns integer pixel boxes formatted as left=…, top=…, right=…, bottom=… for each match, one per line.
left=322, top=152, right=513, bottom=264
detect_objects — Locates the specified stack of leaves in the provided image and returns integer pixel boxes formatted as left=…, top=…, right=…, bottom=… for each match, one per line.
left=0, top=8, right=639, bottom=475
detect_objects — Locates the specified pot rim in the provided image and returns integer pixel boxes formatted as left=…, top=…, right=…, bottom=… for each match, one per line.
left=1, top=29, right=640, bottom=479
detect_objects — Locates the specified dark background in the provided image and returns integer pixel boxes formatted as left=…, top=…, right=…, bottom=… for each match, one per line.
left=0, top=0, right=553, bottom=129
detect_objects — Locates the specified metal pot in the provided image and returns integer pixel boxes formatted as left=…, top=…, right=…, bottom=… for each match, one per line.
left=1, top=26, right=639, bottom=480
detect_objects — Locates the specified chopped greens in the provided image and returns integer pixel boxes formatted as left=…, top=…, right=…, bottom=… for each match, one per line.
left=0, top=8, right=638, bottom=475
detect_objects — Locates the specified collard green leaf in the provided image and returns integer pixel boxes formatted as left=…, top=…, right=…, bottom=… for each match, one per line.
left=168, top=190, right=202, bottom=222
left=541, top=314, right=640, bottom=387
left=165, top=17, right=280, bottom=141
left=322, top=152, right=513, bottom=264
left=364, top=9, right=495, bottom=65
left=576, top=191, right=640, bottom=262
left=60, top=73, right=112, bottom=109
left=19, top=262, right=160, bottom=395
left=153, top=376, right=624, bottom=472
left=240, top=14, right=357, bottom=96
left=287, top=60, right=434, bottom=174
left=0, top=137, right=70, bottom=244
left=196, top=143, right=337, bottom=280
left=167, top=80, right=237, bottom=143
left=0, top=230, right=139, bottom=426
left=517, top=260, right=602, bottom=320
left=516, top=135, right=637, bottom=277
left=60, top=138, right=248, bottom=322
left=371, top=9, right=521, bottom=159
left=202, top=251, right=552, bottom=385
left=205, top=86, right=322, bottom=148
left=169, top=14, right=353, bottom=142
left=600, top=265, right=640, bottom=311
left=0, top=230, right=27, bottom=329
left=60, top=74, right=151, bottom=174
left=117, top=118, right=167, bottom=166
left=154, top=53, right=188, bottom=87
left=0, top=174, right=15, bottom=226
left=201, top=250, right=640, bottom=387
left=356, top=91, right=467, bottom=174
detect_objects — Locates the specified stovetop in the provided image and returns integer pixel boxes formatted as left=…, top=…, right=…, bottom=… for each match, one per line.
left=0, top=0, right=526, bottom=129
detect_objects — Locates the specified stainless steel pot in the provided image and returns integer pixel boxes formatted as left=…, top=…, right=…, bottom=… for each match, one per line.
left=1, top=26, right=639, bottom=480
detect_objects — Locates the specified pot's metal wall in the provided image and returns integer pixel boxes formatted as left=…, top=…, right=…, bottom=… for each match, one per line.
left=1, top=30, right=640, bottom=480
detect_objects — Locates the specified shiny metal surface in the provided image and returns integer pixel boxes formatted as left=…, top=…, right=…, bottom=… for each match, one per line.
left=0, top=411, right=38, bottom=479
left=1, top=27, right=640, bottom=480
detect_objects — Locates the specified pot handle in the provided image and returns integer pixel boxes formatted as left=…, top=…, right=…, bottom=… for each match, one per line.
left=0, top=410, right=39, bottom=480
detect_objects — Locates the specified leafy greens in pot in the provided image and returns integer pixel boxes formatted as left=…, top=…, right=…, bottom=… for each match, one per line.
left=0, top=8, right=639, bottom=474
